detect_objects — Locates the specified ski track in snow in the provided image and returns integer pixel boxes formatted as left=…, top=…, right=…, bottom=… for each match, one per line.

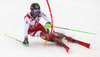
left=0, top=0, right=100, bottom=57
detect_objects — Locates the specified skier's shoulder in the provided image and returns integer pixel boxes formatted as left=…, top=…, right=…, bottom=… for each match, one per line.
left=24, top=12, right=32, bottom=20
left=40, top=11, right=47, bottom=17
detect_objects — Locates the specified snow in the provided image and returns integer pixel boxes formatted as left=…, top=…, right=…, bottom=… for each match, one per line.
left=0, top=0, right=100, bottom=57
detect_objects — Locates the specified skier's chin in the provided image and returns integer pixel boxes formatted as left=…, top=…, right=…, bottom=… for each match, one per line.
left=34, top=13, right=39, bottom=16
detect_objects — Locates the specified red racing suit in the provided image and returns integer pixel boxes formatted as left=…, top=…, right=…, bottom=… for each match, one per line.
left=24, top=11, right=51, bottom=38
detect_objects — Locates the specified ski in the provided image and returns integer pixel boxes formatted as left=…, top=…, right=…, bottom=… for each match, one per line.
left=77, top=40, right=90, bottom=48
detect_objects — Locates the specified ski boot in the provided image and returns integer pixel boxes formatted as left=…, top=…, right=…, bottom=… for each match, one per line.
left=40, top=32, right=70, bottom=52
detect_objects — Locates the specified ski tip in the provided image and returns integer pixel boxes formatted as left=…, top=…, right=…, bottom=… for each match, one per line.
left=85, top=43, right=90, bottom=49
left=67, top=49, right=69, bottom=53
left=88, top=44, right=91, bottom=49
left=64, top=45, right=70, bottom=53
left=67, top=48, right=70, bottom=53
left=4, top=34, right=6, bottom=36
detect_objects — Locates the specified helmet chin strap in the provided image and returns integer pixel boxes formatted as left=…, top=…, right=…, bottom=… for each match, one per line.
left=30, top=11, right=38, bottom=19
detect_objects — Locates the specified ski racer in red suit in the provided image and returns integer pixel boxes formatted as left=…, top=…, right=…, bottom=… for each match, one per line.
left=22, top=3, right=90, bottom=52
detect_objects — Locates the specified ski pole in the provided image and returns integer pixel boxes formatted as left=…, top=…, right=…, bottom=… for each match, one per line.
left=4, top=34, right=22, bottom=43
left=45, top=23, right=98, bottom=35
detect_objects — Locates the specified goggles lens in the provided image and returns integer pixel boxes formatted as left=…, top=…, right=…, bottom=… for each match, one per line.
left=34, top=9, right=40, bottom=13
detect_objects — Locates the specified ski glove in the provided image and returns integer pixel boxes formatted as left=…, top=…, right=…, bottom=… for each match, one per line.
left=22, top=38, right=29, bottom=47
left=45, top=22, right=51, bottom=29
left=45, top=22, right=51, bottom=25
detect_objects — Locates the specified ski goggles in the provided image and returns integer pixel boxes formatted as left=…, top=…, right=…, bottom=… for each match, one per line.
left=33, top=9, right=40, bottom=13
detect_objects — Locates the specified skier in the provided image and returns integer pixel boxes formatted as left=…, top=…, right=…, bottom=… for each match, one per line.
left=23, top=3, right=90, bottom=52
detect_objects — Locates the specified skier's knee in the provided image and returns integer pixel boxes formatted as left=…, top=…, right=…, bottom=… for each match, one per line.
left=48, top=36, right=55, bottom=42
left=34, top=31, right=42, bottom=37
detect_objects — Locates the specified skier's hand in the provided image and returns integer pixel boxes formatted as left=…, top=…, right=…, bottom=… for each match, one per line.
left=45, top=22, right=51, bottom=25
left=22, top=38, right=29, bottom=47
left=45, top=22, right=51, bottom=29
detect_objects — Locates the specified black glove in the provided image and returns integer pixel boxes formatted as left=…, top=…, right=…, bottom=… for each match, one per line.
left=22, top=38, right=29, bottom=47
left=45, top=22, right=51, bottom=29
left=45, top=22, right=51, bottom=25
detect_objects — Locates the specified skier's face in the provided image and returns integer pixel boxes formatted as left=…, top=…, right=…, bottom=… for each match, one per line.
left=34, top=12, right=39, bottom=16
left=33, top=9, right=40, bottom=16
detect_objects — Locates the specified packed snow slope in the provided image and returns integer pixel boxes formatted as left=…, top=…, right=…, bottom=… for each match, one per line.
left=0, top=0, right=100, bottom=57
